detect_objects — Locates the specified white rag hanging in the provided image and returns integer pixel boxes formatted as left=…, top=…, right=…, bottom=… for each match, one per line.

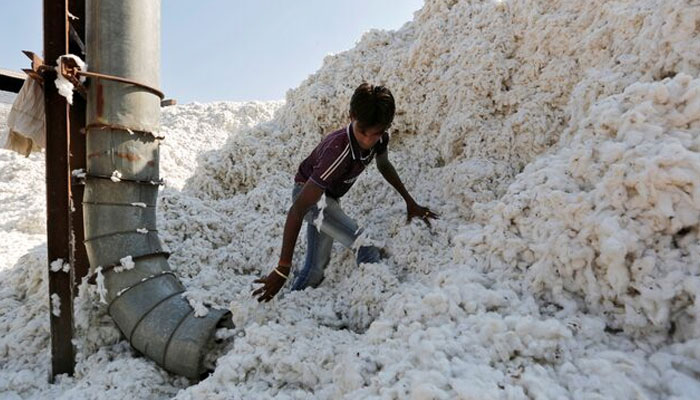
left=1, top=78, right=45, bottom=156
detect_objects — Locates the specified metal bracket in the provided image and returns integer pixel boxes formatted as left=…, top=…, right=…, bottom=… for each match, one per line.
left=21, top=50, right=166, bottom=101
left=22, top=50, right=48, bottom=85
left=58, top=56, right=88, bottom=98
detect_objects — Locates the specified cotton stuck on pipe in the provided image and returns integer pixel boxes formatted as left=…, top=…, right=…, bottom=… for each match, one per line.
left=83, top=0, right=232, bottom=380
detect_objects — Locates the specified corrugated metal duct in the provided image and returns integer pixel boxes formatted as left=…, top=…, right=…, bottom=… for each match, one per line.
left=83, top=0, right=232, bottom=379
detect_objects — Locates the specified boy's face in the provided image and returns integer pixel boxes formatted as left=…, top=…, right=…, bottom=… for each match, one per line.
left=352, top=120, right=385, bottom=150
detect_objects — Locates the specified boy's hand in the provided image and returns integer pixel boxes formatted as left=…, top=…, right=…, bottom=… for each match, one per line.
left=252, top=265, right=290, bottom=302
left=406, top=202, right=439, bottom=228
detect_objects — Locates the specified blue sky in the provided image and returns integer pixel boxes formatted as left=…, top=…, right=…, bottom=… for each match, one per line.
left=0, top=1, right=423, bottom=103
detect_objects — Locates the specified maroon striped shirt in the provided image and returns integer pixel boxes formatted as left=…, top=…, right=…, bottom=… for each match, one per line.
left=295, top=123, right=389, bottom=198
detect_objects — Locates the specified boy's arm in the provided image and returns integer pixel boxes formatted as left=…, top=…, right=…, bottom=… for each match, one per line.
left=252, top=181, right=324, bottom=302
left=376, top=151, right=438, bottom=226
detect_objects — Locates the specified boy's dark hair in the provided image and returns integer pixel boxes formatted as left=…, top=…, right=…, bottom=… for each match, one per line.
left=350, top=83, right=395, bottom=130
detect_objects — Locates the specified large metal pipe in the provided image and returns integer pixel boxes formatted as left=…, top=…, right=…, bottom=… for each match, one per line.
left=84, top=0, right=232, bottom=379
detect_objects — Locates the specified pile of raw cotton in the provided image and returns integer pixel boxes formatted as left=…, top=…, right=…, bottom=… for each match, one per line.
left=1, top=0, right=700, bottom=398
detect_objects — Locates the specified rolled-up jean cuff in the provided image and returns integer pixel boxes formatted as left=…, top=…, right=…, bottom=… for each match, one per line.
left=356, top=245, right=381, bottom=264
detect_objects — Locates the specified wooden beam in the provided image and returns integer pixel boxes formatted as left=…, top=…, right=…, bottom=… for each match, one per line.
left=0, top=69, right=25, bottom=93
left=44, top=0, right=74, bottom=380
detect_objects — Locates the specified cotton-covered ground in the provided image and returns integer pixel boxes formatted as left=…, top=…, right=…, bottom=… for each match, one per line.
left=2, top=0, right=700, bottom=398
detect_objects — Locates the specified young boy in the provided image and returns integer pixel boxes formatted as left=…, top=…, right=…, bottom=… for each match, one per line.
left=253, top=83, right=437, bottom=302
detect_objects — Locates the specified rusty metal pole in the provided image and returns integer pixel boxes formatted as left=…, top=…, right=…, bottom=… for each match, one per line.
left=44, top=0, right=74, bottom=380
left=68, top=0, right=88, bottom=295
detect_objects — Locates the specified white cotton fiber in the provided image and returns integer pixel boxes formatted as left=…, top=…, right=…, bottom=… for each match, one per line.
left=54, top=54, right=86, bottom=105
left=50, top=293, right=61, bottom=317
left=2, top=1, right=700, bottom=399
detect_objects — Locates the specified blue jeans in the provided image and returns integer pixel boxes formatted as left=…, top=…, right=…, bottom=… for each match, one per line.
left=291, top=183, right=380, bottom=290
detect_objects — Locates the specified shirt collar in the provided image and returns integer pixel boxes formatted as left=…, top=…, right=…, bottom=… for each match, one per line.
left=346, top=123, right=359, bottom=160
left=347, top=123, right=380, bottom=161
